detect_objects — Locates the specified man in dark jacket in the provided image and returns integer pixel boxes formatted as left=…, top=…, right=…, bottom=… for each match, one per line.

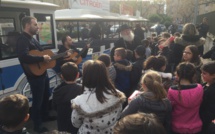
left=111, top=24, right=142, bottom=62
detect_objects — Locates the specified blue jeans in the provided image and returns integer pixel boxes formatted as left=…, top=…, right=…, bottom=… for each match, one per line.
left=28, top=74, right=50, bottom=128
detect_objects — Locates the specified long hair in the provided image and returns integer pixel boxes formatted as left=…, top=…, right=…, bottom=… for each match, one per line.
left=182, top=23, right=197, bottom=35
left=182, top=45, right=201, bottom=65
left=176, top=62, right=196, bottom=101
left=141, top=70, right=167, bottom=100
left=82, top=60, right=118, bottom=103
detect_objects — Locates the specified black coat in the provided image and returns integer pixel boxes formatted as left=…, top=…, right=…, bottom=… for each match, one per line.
left=110, top=36, right=142, bottom=61
left=52, top=82, right=82, bottom=133
left=172, top=35, right=205, bottom=67
left=121, top=92, right=172, bottom=134
left=200, top=83, right=215, bottom=133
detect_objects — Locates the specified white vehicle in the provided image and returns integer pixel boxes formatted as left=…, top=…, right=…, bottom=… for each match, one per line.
left=0, top=0, right=61, bottom=103
left=150, top=24, right=166, bottom=31
left=110, top=24, right=120, bottom=33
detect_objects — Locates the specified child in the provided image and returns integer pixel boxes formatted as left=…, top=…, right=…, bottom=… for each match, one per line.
left=199, top=61, right=215, bottom=133
left=121, top=70, right=171, bottom=133
left=113, top=47, right=132, bottom=97
left=98, top=54, right=116, bottom=83
left=144, top=55, right=173, bottom=90
left=168, top=62, right=203, bottom=134
left=52, top=62, right=82, bottom=133
left=114, top=113, right=166, bottom=134
left=0, top=94, right=29, bottom=134
left=131, top=45, right=145, bottom=91
left=71, top=60, right=126, bottom=134
left=182, top=45, right=202, bottom=83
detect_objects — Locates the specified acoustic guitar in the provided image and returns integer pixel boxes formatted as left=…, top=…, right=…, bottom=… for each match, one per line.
left=24, top=49, right=74, bottom=76
left=66, top=40, right=92, bottom=65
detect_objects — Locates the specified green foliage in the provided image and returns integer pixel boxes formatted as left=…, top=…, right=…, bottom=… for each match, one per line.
left=148, top=14, right=162, bottom=23
left=149, top=14, right=172, bottom=26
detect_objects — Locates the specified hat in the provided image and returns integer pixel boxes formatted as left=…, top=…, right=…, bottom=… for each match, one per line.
left=118, top=24, right=131, bottom=32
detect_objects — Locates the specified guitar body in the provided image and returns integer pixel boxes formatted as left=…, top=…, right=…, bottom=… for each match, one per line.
left=27, top=50, right=56, bottom=76
left=69, top=52, right=83, bottom=65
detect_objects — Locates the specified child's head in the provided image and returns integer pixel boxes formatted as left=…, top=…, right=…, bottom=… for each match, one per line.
left=144, top=55, right=167, bottom=72
left=151, top=33, right=156, bottom=37
left=141, top=70, right=167, bottom=100
left=173, top=32, right=180, bottom=37
left=114, top=47, right=127, bottom=61
left=98, top=54, right=111, bottom=67
left=201, top=61, right=215, bottom=85
left=134, top=45, right=145, bottom=58
left=61, top=62, right=79, bottom=81
left=182, top=45, right=200, bottom=63
left=142, top=39, right=150, bottom=47
left=0, top=94, right=29, bottom=129
left=113, top=113, right=166, bottom=134
left=82, top=60, right=116, bottom=103
left=162, top=32, right=171, bottom=39
left=176, top=62, right=196, bottom=83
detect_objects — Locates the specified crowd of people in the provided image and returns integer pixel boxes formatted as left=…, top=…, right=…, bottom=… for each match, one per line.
left=0, top=16, right=215, bottom=134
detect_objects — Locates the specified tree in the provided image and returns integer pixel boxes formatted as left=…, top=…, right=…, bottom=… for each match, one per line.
left=149, top=14, right=163, bottom=23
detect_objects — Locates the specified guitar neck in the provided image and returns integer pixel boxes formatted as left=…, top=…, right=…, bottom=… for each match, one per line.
left=51, top=52, right=67, bottom=60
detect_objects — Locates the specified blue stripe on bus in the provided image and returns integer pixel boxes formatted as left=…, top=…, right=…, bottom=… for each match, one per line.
left=0, top=65, right=23, bottom=90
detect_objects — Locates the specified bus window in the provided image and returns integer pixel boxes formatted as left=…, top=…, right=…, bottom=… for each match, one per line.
left=34, top=13, right=55, bottom=49
left=0, top=18, right=19, bottom=59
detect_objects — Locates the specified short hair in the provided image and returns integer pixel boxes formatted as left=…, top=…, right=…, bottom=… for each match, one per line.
left=142, top=39, right=150, bottom=47
left=174, top=32, right=180, bottom=37
left=115, top=48, right=127, bottom=59
left=61, top=62, right=79, bottom=81
left=61, top=35, right=69, bottom=45
left=98, top=54, right=111, bottom=67
left=0, top=94, right=29, bottom=128
left=201, top=61, right=215, bottom=74
left=135, top=45, right=145, bottom=57
left=21, top=16, right=36, bottom=29
left=162, top=32, right=171, bottom=38
left=144, top=55, right=167, bottom=71
left=114, top=113, right=166, bottom=134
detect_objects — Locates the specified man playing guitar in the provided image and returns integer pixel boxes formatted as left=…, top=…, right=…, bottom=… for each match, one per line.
left=55, top=35, right=90, bottom=74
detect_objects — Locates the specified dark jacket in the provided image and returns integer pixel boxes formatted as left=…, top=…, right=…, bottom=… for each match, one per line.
left=200, top=83, right=215, bottom=133
left=134, top=27, right=145, bottom=40
left=130, top=56, right=145, bottom=91
left=197, top=23, right=209, bottom=38
left=0, top=127, right=29, bottom=134
left=172, top=35, right=205, bottom=67
left=121, top=92, right=172, bottom=134
left=203, top=45, right=215, bottom=60
left=54, top=45, right=88, bottom=73
left=113, top=59, right=132, bottom=97
left=52, top=82, right=82, bottom=133
left=16, top=32, right=46, bottom=79
left=111, top=36, right=142, bottom=61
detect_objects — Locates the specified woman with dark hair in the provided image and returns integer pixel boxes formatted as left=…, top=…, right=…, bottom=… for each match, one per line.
left=182, top=45, right=203, bottom=83
left=71, top=60, right=126, bottom=134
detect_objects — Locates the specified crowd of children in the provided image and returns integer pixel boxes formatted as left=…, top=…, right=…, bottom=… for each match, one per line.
left=1, top=22, right=215, bottom=134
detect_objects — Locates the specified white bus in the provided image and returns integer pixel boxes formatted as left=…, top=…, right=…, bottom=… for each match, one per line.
left=55, top=9, right=148, bottom=67
left=0, top=0, right=61, bottom=102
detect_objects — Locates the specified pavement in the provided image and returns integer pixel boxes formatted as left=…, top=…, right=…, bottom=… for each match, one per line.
left=25, top=110, right=59, bottom=134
